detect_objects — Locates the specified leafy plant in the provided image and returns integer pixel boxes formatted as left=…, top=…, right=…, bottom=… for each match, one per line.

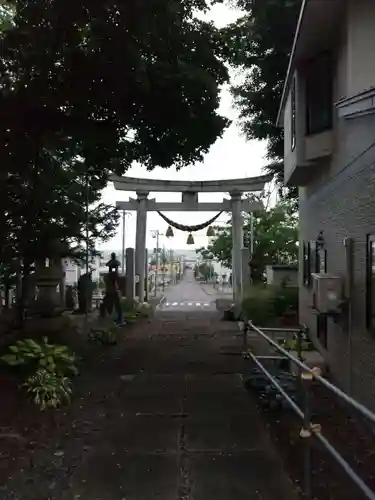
left=1, top=337, right=78, bottom=376
left=123, top=311, right=138, bottom=324
left=120, top=297, right=137, bottom=312
left=279, top=330, right=313, bottom=352
left=137, top=302, right=153, bottom=318
left=88, top=327, right=118, bottom=345
left=241, top=285, right=299, bottom=326
left=23, top=369, right=72, bottom=410
left=272, top=287, right=299, bottom=317
left=241, top=285, right=276, bottom=325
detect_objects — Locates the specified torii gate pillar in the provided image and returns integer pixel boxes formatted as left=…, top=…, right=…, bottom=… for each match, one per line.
left=230, top=192, right=243, bottom=301
left=135, top=191, right=148, bottom=303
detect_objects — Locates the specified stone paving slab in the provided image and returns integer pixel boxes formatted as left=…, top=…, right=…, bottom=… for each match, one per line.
left=74, top=452, right=179, bottom=500
left=106, top=415, right=180, bottom=453
left=188, top=451, right=297, bottom=500
left=63, top=307, right=299, bottom=500
left=184, top=418, right=268, bottom=452
left=118, top=391, right=183, bottom=415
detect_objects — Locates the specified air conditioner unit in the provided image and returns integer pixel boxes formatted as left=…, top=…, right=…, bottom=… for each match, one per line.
left=311, top=273, right=343, bottom=314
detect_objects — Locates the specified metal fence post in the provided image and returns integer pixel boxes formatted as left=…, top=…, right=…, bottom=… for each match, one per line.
left=243, top=321, right=249, bottom=357
left=300, top=370, right=313, bottom=499
left=296, top=327, right=303, bottom=362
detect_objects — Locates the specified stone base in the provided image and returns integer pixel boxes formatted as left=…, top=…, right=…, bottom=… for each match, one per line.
left=215, top=298, right=235, bottom=311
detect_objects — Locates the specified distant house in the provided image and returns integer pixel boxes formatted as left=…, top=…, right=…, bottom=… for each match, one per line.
left=278, top=0, right=375, bottom=409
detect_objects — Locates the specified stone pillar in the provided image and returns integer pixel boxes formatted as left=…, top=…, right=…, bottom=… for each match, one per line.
left=241, top=248, right=250, bottom=293
left=144, top=248, right=149, bottom=302
left=135, top=191, right=148, bottom=303
left=60, top=259, right=66, bottom=307
left=125, top=247, right=135, bottom=300
left=231, top=192, right=243, bottom=301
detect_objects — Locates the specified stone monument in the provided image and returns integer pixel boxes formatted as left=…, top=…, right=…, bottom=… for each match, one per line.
left=32, top=241, right=68, bottom=317
left=100, top=253, right=123, bottom=323
left=76, top=271, right=93, bottom=314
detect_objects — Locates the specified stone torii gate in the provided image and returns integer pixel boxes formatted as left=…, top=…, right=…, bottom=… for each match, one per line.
left=111, top=174, right=272, bottom=303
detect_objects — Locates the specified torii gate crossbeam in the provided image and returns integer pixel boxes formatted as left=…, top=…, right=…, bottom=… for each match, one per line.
left=110, top=174, right=272, bottom=303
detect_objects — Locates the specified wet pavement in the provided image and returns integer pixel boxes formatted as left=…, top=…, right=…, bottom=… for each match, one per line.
left=65, top=280, right=299, bottom=500
left=158, top=270, right=218, bottom=311
left=2, top=274, right=299, bottom=500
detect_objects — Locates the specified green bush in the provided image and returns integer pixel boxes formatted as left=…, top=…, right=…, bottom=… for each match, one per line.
left=88, top=327, right=118, bottom=345
left=1, top=337, right=78, bottom=376
left=273, top=286, right=299, bottom=318
left=137, top=302, right=153, bottom=318
left=123, top=311, right=138, bottom=324
left=120, top=297, right=137, bottom=312
left=1, top=338, right=77, bottom=410
left=23, top=369, right=72, bottom=410
left=241, top=285, right=299, bottom=326
left=241, top=286, right=276, bottom=325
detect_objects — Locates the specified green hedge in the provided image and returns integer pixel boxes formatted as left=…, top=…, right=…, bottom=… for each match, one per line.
left=241, top=285, right=298, bottom=326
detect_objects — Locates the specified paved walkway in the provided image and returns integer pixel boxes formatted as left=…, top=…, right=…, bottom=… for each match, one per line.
left=158, top=270, right=217, bottom=311
left=200, top=283, right=233, bottom=297
left=66, top=277, right=298, bottom=500
left=67, top=310, right=298, bottom=500
left=3, top=276, right=298, bottom=500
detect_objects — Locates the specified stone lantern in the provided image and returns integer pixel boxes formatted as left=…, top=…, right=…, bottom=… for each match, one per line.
left=33, top=239, right=68, bottom=317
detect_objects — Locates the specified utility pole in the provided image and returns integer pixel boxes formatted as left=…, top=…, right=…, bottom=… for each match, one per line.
left=151, top=229, right=162, bottom=297
left=121, top=210, right=126, bottom=274
left=170, top=249, right=174, bottom=284
left=155, top=231, right=160, bottom=296
left=162, top=245, right=165, bottom=292
left=248, top=212, right=255, bottom=285
left=249, top=212, right=254, bottom=255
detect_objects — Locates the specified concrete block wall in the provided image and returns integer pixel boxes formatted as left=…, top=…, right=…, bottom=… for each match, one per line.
left=299, top=113, right=375, bottom=410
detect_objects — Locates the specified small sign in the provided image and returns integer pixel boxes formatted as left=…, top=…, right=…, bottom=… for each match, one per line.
left=135, top=275, right=140, bottom=284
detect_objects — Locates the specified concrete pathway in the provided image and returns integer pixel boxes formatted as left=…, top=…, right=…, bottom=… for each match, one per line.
left=158, top=270, right=217, bottom=311
left=64, top=303, right=298, bottom=499
left=200, top=283, right=233, bottom=297
left=1, top=274, right=298, bottom=500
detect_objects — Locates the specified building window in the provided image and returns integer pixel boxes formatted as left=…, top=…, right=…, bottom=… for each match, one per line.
left=303, top=241, right=311, bottom=286
left=291, top=77, right=296, bottom=151
left=305, top=52, right=333, bottom=135
left=366, top=235, right=375, bottom=329
left=317, top=315, right=328, bottom=348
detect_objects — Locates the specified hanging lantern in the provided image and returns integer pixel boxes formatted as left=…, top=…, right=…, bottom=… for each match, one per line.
left=166, top=225, right=174, bottom=238
left=206, top=226, right=215, bottom=237
left=186, top=233, right=195, bottom=245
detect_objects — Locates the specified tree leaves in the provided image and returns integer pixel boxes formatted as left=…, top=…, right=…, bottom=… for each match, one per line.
left=0, top=0, right=230, bottom=283
left=197, top=197, right=298, bottom=278
left=221, top=0, right=302, bottom=200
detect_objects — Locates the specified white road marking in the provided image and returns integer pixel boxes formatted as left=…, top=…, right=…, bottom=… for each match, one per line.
left=160, top=301, right=213, bottom=308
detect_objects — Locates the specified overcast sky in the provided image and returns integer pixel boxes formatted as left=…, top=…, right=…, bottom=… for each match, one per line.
left=100, top=3, right=268, bottom=252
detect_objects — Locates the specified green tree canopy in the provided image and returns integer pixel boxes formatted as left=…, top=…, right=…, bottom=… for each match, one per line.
left=197, top=196, right=298, bottom=282
left=194, top=261, right=215, bottom=281
left=221, top=0, right=302, bottom=199
left=0, top=0, right=230, bottom=288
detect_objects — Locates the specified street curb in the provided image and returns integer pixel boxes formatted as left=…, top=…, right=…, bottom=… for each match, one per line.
left=199, top=284, right=216, bottom=296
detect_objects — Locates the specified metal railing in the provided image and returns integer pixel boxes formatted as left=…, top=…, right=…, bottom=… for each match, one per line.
left=243, top=320, right=375, bottom=500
